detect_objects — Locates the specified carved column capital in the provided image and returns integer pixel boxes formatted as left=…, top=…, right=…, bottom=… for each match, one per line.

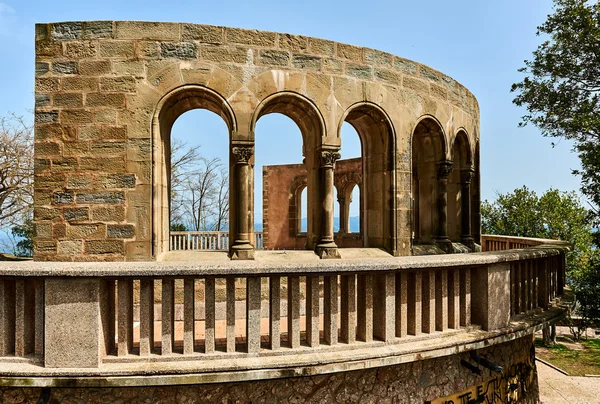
left=437, top=161, right=453, bottom=179
left=320, top=151, right=341, bottom=168
left=232, top=147, right=253, bottom=164
left=460, top=168, right=475, bottom=185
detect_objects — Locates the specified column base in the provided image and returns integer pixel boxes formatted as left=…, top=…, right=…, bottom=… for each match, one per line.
left=229, top=243, right=255, bottom=260
left=435, top=238, right=453, bottom=254
left=315, top=242, right=341, bottom=259
left=461, top=236, right=475, bottom=251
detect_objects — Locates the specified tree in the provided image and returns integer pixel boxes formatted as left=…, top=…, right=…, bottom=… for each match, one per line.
left=482, top=186, right=598, bottom=343
left=482, top=186, right=593, bottom=276
left=185, top=157, right=222, bottom=231
left=511, top=0, right=600, bottom=222
left=0, top=115, right=33, bottom=228
left=10, top=219, right=33, bottom=257
left=170, top=139, right=201, bottom=228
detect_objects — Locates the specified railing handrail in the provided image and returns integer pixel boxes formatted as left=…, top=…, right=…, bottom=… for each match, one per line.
left=3, top=241, right=570, bottom=277
left=482, top=234, right=569, bottom=246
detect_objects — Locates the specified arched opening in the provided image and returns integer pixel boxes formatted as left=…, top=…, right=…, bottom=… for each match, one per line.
left=411, top=117, right=448, bottom=250
left=300, top=186, right=308, bottom=233
left=471, top=141, right=481, bottom=246
left=256, top=113, right=304, bottom=250
left=449, top=130, right=473, bottom=249
left=340, top=103, right=395, bottom=253
left=252, top=92, right=324, bottom=251
left=153, top=86, right=236, bottom=260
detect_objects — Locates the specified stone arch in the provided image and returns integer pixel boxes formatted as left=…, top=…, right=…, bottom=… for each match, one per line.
left=471, top=141, right=481, bottom=245
left=338, top=102, right=396, bottom=253
left=152, top=85, right=237, bottom=259
left=448, top=129, right=474, bottom=246
left=251, top=91, right=327, bottom=250
left=411, top=115, right=450, bottom=250
left=289, top=176, right=308, bottom=236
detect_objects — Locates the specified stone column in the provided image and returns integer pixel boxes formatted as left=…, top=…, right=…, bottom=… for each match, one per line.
left=230, top=146, right=254, bottom=260
left=316, top=150, right=341, bottom=259
left=460, top=169, right=475, bottom=250
left=435, top=161, right=453, bottom=253
left=338, top=194, right=348, bottom=235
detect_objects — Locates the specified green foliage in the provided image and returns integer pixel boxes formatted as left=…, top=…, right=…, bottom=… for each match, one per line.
left=170, top=223, right=187, bottom=232
left=511, top=0, right=600, bottom=219
left=11, top=219, right=33, bottom=257
left=482, top=186, right=593, bottom=277
left=571, top=252, right=600, bottom=327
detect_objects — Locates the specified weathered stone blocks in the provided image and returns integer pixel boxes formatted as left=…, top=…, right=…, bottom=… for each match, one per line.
left=34, top=21, right=480, bottom=261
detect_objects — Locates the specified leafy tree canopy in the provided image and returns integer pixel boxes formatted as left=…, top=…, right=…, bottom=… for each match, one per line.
left=482, top=186, right=593, bottom=277
left=511, top=0, right=600, bottom=221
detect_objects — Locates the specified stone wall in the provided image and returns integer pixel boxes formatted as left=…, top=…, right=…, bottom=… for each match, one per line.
left=0, top=336, right=538, bottom=403
left=34, top=21, right=480, bottom=261
left=263, top=157, right=362, bottom=250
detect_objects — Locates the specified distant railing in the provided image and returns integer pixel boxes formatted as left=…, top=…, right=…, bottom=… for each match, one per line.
left=170, top=231, right=264, bottom=251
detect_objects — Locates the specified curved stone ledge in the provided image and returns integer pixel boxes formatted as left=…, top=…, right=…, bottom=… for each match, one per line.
left=0, top=304, right=565, bottom=388
left=0, top=242, right=570, bottom=277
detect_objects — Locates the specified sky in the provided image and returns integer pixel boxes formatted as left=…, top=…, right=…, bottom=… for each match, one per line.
left=0, top=0, right=585, bottom=229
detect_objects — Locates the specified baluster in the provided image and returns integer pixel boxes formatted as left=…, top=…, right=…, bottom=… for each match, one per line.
left=15, top=279, right=34, bottom=356
left=396, top=271, right=408, bottom=338
left=140, top=278, right=155, bottom=356
left=422, top=270, right=435, bottom=334
left=510, top=263, right=515, bottom=316
left=205, top=278, right=216, bottom=353
left=448, top=269, right=460, bottom=329
left=532, top=260, right=538, bottom=308
left=340, top=274, right=356, bottom=344
left=521, top=262, right=528, bottom=312
left=324, top=275, right=338, bottom=345
left=117, top=279, right=133, bottom=356
left=104, top=279, right=116, bottom=356
left=0, top=280, right=15, bottom=356
left=161, top=278, right=175, bottom=355
left=407, top=272, right=422, bottom=336
left=246, top=277, right=261, bottom=353
left=287, top=276, right=301, bottom=348
left=527, top=261, right=534, bottom=311
left=357, top=274, right=373, bottom=342
left=460, top=268, right=471, bottom=327
left=435, top=270, right=448, bottom=331
left=306, top=275, right=320, bottom=347
left=538, top=259, right=548, bottom=309
left=226, top=276, right=236, bottom=353
left=373, top=273, right=395, bottom=342
left=183, top=278, right=195, bottom=355
left=34, top=280, right=44, bottom=357
left=514, top=262, right=522, bottom=314
left=269, top=276, right=281, bottom=350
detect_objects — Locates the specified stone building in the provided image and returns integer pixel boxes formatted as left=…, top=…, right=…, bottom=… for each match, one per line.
left=0, top=21, right=568, bottom=403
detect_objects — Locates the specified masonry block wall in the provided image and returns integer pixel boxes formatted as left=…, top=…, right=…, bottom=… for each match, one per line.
left=33, top=21, right=480, bottom=261
left=263, top=158, right=362, bottom=250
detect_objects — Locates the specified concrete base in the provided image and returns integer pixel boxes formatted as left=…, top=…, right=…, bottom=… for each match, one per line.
left=0, top=336, right=539, bottom=403
left=435, top=239, right=453, bottom=254
left=451, top=242, right=470, bottom=254
left=315, top=245, right=341, bottom=259
left=228, top=247, right=255, bottom=260
left=412, top=244, right=446, bottom=256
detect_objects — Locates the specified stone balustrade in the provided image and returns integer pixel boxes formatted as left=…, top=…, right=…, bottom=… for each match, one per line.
left=169, top=231, right=264, bottom=251
left=0, top=236, right=568, bottom=387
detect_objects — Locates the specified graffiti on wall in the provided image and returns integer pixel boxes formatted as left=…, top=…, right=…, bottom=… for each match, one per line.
left=427, top=352, right=535, bottom=404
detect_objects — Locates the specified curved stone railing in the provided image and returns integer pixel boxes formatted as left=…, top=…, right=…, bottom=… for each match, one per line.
left=0, top=237, right=568, bottom=386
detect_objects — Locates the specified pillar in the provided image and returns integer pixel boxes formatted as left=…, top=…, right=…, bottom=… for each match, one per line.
left=315, top=150, right=341, bottom=259
left=338, top=193, right=350, bottom=234
left=460, top=168, right=475, bottom=250
left=435, top=161, right=453, bottom=253
left=230, top=146, right=255, bottom=260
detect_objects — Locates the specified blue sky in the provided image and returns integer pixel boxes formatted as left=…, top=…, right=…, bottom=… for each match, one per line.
left=0, top=0, right=584, bottom=227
